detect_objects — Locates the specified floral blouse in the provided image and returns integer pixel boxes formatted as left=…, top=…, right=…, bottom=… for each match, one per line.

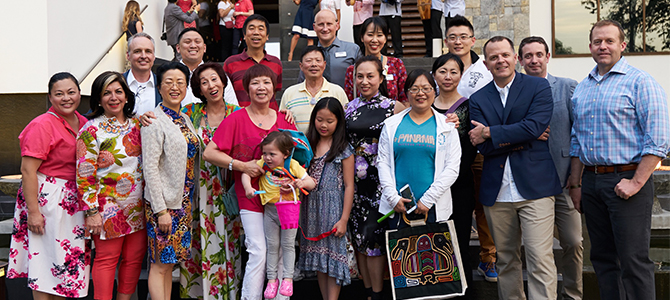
left=76, top=116, right=145, bottom=240
left=344, top=56, right=407, bottom=103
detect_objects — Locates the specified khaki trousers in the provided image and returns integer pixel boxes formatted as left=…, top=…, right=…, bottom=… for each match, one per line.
left=554, top=189, right=584, bottom=299
left=484, top=197, right=557, bottom=300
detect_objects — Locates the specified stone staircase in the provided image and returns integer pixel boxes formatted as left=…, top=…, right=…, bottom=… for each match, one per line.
left=373, top=0, right=427, bottom=58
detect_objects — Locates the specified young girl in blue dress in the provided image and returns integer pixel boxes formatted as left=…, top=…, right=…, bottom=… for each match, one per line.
left=298, top=97, right=355, bottom=300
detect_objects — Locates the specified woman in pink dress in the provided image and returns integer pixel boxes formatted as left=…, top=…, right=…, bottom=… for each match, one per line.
left=8, top=72, right=91, bottom=299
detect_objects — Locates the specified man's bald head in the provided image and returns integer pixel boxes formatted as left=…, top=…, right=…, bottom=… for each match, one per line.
left=313, top=10, right=339, bottom=46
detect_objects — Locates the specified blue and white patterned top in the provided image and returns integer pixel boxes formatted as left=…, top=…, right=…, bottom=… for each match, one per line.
left=570, top=57, right=670, bottom=165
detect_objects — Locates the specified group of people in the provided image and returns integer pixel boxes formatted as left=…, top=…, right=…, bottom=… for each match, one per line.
left=7, top=6, right=669, bottom=300
left=162, top=0, right=253, bottom=62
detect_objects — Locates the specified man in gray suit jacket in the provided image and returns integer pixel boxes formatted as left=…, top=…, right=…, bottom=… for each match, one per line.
left=520, top=36, right=583, bottom=300
left=164, top=0, right=200, bottom=61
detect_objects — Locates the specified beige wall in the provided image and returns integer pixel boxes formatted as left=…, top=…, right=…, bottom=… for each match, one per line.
left=0, top=0, right=172, bottom=95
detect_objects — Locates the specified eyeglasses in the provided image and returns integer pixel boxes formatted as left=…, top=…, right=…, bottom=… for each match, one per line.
left=447, top=34, right=474, bottom=42
left=162, top=81, right=187, bottom=88
left=408, top=87, right=434, bottom=94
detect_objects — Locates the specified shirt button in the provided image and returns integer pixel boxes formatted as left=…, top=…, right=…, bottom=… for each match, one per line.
left=591, top=115, right=594, bottom=118
left=590, top=132, right=593, bottom=135
left=590, top=148, right=593, bottom=151
left=500, top=164, right=504, bottom=168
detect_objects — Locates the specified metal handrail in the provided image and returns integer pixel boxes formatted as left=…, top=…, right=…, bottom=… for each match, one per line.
left=80, top=4, right=148, bottom=81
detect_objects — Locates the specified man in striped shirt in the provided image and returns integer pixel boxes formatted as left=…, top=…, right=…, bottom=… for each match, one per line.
left=568, top=20, right=670, bottom=300
left=223, top=14, right=282, bottom=110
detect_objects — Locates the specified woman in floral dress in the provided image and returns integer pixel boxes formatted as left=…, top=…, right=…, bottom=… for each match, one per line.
left=180, top=63, right=243, bottom=299
left=345, top=55, right=404, bottom=300
left=344, top=17, right=407, bottom=103
left=8, top=72, right=91, bottom=299
left=141, top=62, right=200, bottom=300
left=76, top=71, right=146, bottom=300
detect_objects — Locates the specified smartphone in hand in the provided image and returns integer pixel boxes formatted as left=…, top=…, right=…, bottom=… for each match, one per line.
left=399, top=184, right=418, bottom=214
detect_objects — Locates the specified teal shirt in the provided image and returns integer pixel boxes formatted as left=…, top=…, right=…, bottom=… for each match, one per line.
left=393, top=114, right=437, bottom=200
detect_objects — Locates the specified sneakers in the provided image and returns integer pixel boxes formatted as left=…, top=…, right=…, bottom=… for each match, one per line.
left=478, top=261, right=498, bottom=282
left=264, top=280, right=279, bottom=299
left=279, top=279, right=293, bottom=297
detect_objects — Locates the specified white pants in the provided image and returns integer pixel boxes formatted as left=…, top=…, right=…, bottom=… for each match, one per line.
left=240, top=209, right=288, bottom=300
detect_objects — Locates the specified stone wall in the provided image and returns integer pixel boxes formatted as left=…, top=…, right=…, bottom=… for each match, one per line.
left=464, top=0, right=530, bottom=55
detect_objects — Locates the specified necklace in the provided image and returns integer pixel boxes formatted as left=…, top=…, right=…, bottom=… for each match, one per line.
left=248, top=109, right=271, bottom=127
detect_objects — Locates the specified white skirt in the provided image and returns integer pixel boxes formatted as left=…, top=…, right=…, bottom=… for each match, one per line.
left=7, top=172, right=91, bottom=297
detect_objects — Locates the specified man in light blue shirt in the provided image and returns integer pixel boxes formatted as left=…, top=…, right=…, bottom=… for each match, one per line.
left=569, top=20, right=670, bottom=300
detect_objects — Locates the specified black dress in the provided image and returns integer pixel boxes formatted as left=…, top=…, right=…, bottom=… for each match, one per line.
left=345, top=94, right=395, bottom=256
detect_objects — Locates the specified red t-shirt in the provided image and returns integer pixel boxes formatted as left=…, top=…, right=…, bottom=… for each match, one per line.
left=19, top=107, right=88, bottom=181
left=211, top=109, right=297, bottom=212
left=234, top=0, right=253, bottom=29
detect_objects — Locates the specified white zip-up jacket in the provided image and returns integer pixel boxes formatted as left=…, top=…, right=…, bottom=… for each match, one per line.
left=377, top=107, right=461, bottom=222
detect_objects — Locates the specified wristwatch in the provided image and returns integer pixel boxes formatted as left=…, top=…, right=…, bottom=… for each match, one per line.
left=229, top=159, right=234, bottom=171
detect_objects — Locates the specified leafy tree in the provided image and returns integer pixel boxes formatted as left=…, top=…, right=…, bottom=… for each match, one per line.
left=555, top=39, right=574, bottom=54
left=581, top=0, right=670, bottom=52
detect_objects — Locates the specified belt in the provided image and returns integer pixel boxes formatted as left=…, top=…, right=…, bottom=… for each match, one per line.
left=584, top=163, right=638, bottom=174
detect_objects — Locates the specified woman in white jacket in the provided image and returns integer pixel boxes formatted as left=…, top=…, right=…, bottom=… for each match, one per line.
left=377, top=69, right=461, bottom=228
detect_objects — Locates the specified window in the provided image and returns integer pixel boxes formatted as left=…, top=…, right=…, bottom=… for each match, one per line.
left=552, top=0, right=670, bottom=56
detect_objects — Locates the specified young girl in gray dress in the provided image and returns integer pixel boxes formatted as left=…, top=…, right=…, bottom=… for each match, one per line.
left=299, top=97, right=355, bottom=300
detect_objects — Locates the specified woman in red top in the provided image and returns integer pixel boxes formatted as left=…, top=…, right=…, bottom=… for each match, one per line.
left=178, top=0, right=197, bottom=28
left=231, top=0, right=254, bottom=54
left=7, top=72, right=91, bottom=299
left=203, top=64, right=296, bottom=299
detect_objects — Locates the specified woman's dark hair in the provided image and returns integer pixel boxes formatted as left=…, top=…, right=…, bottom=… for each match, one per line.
left=156, top=62, right=191, bottom=87
left=190, top=62, right=228, bottom=105
left=432, top=53, right=464, bottom=75
left=242, top=64, right=277, bottom=94
left=88, top=71, right=136, bottom=120
left=48, top=72, right=80, bottom=94
left=306, top=97, right=348, bottom=163
left=353, top=55, right=389, bottom=98
left=359, top=17, right=389, bottom=54
left=260, top=131, right=295, bottom=157
left=404, top=69, right=436, bottom=97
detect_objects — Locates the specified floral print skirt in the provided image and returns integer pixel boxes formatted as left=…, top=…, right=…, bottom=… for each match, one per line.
left=145, top=193, right=193, bottom=264
left=8, top=172, right=91, bottom=298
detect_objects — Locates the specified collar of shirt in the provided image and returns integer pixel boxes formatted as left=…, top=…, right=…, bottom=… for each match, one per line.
left=319, top=37, right=341, bottom=50
left=298, top=78, right=330, bottom=97
left=180, top=60, right=204, bottom=74
left=494, top=73, right=515, bottom=107
left=588, top=56, right=629, bottom=82
left=127, top=70, right=155, bottom=88
left=240, top=49, right=269, bottom=62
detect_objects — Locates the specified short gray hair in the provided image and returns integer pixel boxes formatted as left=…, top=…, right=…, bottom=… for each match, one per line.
left=127, top=32, right=155, bottom=54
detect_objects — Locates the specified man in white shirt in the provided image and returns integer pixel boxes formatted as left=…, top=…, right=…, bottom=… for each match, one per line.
left=124, top=32, right=161, bottom=115
left=445, top=15, right=492, bottom=98
left=469, top=36, right=561, bottom=300
left=177, top=28, right=237, bottom=106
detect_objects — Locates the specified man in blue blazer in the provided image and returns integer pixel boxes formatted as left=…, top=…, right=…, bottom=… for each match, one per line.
left=124, top=32, right=162, bottom=115
left=519, top=36, right=583, bottom=300
left=469, top=36, right=562, bottom=300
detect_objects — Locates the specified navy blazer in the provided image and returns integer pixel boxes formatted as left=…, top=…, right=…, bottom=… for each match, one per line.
left=469, top=71, right=562, bottom=206
left=123, top=70, right=162, bottom=107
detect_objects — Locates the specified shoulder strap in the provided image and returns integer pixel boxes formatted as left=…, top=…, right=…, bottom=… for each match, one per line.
left=446, top=97, right=467, bottom=114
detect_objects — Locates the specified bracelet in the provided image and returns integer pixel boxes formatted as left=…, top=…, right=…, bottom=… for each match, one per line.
left=156, top=210, right=169, bottom=217
left=569, top=184, right=582, bottom=189
left=84, top=207, right=99, bottom=217
left=229, top=159, right=234, bottom=171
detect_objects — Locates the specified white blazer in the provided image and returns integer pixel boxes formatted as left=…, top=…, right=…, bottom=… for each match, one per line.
left=377, top=107, right=461, bottom=222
